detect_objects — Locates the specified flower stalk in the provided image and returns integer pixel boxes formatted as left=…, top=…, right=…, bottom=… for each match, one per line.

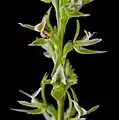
left=11, top=0, right=107, bottom=120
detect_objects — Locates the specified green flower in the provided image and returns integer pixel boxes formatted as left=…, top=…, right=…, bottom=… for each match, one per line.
left=71, top=100, right=99, bottom=120
left=18, top=7, right=52, bottom=38
left=11, top=88, right=47, bottom=115
left=73, top=20, right=107, bottom=54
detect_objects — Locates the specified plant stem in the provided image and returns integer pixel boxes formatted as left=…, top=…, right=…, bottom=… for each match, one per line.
left=57, top=97, right=65, bottom=120
left=54, top=1, right=69, bottom=119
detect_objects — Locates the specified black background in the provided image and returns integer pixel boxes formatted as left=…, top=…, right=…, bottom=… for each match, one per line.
left=1, top=0, right=117, bottom=120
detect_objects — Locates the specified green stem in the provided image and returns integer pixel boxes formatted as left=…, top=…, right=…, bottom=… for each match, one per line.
left=57, top=97, right=65, bottom=120
left=52, top=1, right=69, bottom=119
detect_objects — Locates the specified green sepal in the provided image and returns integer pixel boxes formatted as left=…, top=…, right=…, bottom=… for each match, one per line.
left=17, top=101, right=47, bottom=109
left=64, top=7, right=90, bottom=17
left=74, top=38, right=102, bottom=46
left=73, top=20, right=80, bottom=43
left=74, top=46, right=107, bottom=54
left=11, top=108, right=43, bottom=114
left=63, top=41, right=73, bottom=57
left=18, top=23, right=34, bottom=30
left=28, top=37, right=48, bottom=46
left=87, top=105, right=99, bottom=114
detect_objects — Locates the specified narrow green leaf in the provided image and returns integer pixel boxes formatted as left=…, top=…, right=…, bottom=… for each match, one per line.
left=87, top=105, right=99, bottom=114
left=70, top=87, right=78, bottom=117
left=18, top=23, right=34, bottom=30
left=40, top=0, right=51, bottom=3
left=52, top=0, right=59, bottom=27
left=74, top=38, right=102, bottom=46
left=47, top=104, right=57, bottom=119
left=45, top=7, right=53, bottom=32
left=70, top=87, right=78, bottom=103
left=74, top=46, right=107, bottom=54
left=64, top=7, right=90, bottom=17
left=73, top=20, right=80, bottom=43
left=67, top=91, right=73, bottom=119
left=29, top=37, right=48, bottom=46
left=41, top=73, right=48, bottom=104
left=17, top=101, right=40, bottom=108
left=63, top=41, right=73, bottom=57
left=18, top=100, right=47, bottom=109
left=11, top=108, right=43, bottom=114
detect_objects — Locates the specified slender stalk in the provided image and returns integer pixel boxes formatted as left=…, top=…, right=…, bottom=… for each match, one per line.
left=57, top=97, right=65, bottom=120
left=56, top=1, right=68, bottom=119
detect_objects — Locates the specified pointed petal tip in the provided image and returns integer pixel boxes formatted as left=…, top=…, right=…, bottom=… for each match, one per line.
left=18, top=22, right=21, bottom=25
left=83, top=14, right=91, bottom=17
left=28, top=44, right=39, bottom=46
left=96, top=51, right=108, bottom=54
left=10, top=108, right=20, bottom=112
left=18, top=89, right=22, bottom=93
left=18, top=23, right=24, bottom=27
left=10, top=108, right=15, bottom=111
left=17, top=100, right=20, bottom=103
left=99, top=39, right=102, bottom=42
left=96, top=105, right=100, bottom=108
left=28, top=44, right=32, bottom=46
